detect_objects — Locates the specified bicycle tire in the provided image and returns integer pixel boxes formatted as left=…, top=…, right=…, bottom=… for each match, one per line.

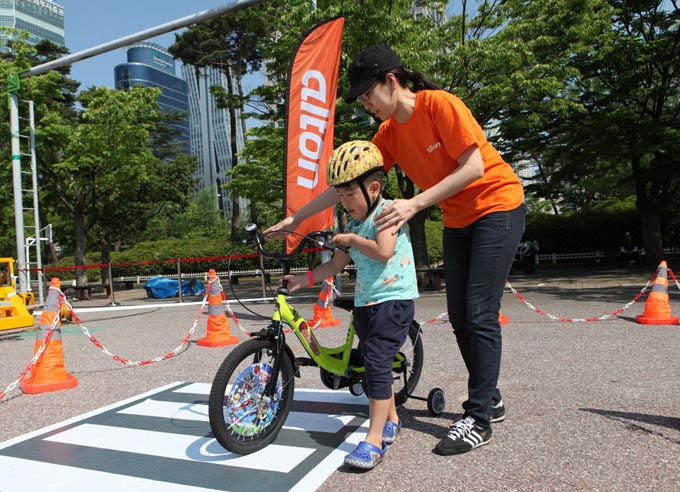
left=209, top=338, right=295, bottom=455
left=394, top=320, right=424, bottom=406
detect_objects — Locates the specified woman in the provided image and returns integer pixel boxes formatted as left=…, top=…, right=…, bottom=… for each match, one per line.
left=267, top=44, right=525, bottom=456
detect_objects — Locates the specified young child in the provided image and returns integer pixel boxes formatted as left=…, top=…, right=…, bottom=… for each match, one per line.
left=283, top=140, right=419, bottom=470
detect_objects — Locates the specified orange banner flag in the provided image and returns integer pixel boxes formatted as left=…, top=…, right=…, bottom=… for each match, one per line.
left=283, top=16, right=344, bottom=253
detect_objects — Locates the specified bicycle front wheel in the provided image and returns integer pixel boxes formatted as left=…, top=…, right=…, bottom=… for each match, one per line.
left=394, top=320, right=424, bottom=406
left=209, top=338, right=295, bottom=455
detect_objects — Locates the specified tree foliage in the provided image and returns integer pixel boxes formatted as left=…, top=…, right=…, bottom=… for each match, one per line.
left=492, top=0, right=680, bottom=265
left=2, top=1, right=679, bottom=272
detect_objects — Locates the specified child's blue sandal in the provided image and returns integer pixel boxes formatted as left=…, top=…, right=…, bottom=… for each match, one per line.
left=343, top=441, right=387, bottom=470
left=382, top=419, right=401, bottom=445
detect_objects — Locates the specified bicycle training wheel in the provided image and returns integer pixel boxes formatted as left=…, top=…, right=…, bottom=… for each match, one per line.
left=393, top=320, right=424, bottom=407
left=208, top=338, right=295, bottom=455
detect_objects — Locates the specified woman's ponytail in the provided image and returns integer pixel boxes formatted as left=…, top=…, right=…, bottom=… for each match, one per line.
left=388, top=67, right=441, bottom=92
left=407, top=71, right=441, bottom=91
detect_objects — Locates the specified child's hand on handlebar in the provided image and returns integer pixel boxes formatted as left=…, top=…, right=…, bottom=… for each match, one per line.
left=330, top=233, right=353, bottom=249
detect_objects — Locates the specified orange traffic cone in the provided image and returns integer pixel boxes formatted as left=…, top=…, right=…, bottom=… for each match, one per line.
left=21, top=278, right=78, bottom=394
left=311, top=277, right=341, bottom=327
left=635, top=261, right=679, bottom=325
left=499, top=310, right=510, bottom=325
left=197, top=269, right=239, bottom=347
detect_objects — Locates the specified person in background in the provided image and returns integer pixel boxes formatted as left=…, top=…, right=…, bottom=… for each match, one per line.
left=267, top=44, right=525, bottom=456
left=618, top=231, right=640, bottom=267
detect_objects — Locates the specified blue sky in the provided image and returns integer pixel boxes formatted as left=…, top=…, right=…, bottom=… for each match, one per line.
left=60, top=1, right=241, bottom=91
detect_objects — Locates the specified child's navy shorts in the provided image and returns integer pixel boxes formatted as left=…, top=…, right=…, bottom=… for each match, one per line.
left=353, top=299, right=415, bottom=400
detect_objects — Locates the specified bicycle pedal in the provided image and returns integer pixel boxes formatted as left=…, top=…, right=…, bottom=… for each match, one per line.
left=296, top=357, right=316, bottom=367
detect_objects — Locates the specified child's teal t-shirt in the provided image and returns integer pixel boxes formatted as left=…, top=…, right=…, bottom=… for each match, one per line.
left=347, top=199, right=420, bottom=307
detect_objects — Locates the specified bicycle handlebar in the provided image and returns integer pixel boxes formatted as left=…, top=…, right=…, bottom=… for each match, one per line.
left=243, top=223, right=349, bottom=263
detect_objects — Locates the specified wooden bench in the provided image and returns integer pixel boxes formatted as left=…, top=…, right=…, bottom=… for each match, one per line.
left=71, top=285, right=96, bottom=300
left=102, top=280, right=135, bottom=298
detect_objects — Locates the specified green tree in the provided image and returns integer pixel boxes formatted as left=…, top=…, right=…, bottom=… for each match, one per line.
left=489, top=0, right=679, bottom=265
left=169, top=3, right=272, bottom=236
left=38, top=86, right=162, bottom=286
left=577, top=0, right=679, bottom=265
left=0, top=30, right=79, bottom=260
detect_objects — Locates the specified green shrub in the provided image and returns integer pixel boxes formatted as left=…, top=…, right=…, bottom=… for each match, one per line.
left=524, top=199, right=642, bottom=253
left=425, top=220, right=443, bottom=264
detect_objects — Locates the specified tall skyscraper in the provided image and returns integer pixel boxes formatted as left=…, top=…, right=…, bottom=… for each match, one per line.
left=182, top=64, right=246, bottom=219
left=114, top=42, right=190, bottom=147
left=0, top=0, right=65, bottom=49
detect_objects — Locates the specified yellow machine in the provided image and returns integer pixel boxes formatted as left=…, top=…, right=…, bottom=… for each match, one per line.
left=0, top=257, right=36, bottom=331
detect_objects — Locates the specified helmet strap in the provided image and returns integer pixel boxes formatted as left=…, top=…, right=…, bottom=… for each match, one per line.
left=358, top=181, right=383, bottom=221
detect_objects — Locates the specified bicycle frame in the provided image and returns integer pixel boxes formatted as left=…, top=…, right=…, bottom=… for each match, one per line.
left=272, top=289, right=360, bottom=378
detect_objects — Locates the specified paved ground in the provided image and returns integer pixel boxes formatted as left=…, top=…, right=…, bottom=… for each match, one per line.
left=1, top=265, right=678, bottom=491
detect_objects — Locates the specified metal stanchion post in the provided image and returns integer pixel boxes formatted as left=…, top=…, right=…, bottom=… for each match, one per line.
left=108, top=262, right=117, bottom=306
left=177, top=257, right=183, bottom=303
left=259, top=255, right=267, bottom=300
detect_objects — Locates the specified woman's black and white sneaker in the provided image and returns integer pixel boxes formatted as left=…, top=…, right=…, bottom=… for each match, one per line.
left=490, top=400, right=506, bottom=423
left=434, top=416, right=491, bottom=455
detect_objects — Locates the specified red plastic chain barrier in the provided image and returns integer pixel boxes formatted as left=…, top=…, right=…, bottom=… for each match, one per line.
left=505, top=270, right=657, bottom=322
left=29, top=248, right=325, bottom=274
left=668, top=268, right=680, bottom=290
left=65, top=289, right=210, bottom=366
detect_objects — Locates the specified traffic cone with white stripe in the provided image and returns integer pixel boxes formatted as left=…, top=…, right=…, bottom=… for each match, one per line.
left=197, top=269, right=239, bottom=346
left=21, top=278, right=78, bottom=394
left=311, top=277, right=341, bottom=327
left=635, top=261, right=679, bottom=325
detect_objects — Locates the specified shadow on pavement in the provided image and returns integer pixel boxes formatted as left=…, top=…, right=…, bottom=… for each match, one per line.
left=580, top=407, right=680, bottom=444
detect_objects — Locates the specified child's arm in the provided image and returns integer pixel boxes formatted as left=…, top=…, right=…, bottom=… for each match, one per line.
left=332, top=224, right=399, bottom=263
left=282, top=249, right=351, bottom=293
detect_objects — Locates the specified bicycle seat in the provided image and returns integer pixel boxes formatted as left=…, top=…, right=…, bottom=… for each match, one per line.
left=333, top=297, right=354, bottom=312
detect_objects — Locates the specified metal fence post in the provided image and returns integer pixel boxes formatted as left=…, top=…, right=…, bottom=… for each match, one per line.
left=177, top=257, right=183, bottom=303
left=108, top=262, right=117, bottom=306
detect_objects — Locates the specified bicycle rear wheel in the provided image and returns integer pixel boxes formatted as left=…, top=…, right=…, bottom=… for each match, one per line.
left=394, top=320, right=424, bottom=406
left=209, top=338, right=295, bottom=455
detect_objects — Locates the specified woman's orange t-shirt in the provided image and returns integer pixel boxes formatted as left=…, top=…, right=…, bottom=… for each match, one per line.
left=372, top=90, right=524, bottom=228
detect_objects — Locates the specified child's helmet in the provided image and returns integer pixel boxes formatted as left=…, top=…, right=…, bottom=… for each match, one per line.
left=327, top=140, right=384, bottom=186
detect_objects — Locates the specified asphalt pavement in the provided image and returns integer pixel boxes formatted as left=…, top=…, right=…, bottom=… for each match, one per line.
left=1, top=265, right=678, bottom=491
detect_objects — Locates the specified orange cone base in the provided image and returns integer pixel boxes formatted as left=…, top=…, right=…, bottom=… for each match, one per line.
left=311, top=318, right=341, bottom=327
left=635, top=315, right=679, bottom=325
left=311, top=308, right=341, bottom=327
left=197, top=336, right=239, bottom=347
left=21, top=373, right=77, bottom=394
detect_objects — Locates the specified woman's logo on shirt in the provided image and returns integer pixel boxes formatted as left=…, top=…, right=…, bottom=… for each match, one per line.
left=427, top=141, right=442, bottom=153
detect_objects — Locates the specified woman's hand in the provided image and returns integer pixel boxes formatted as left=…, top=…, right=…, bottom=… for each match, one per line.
left=281, top=274, right=302, bottom=293
left=264, top=216, right=297, bottom=240
left=374, top=198, right=418, bottom=233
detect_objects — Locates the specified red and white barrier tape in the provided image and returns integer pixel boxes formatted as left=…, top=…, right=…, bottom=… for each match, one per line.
left=669, top=268, right=679, bottom=290
left=505, top=274, right=654, bottom=322
left=8, top=269, right=661, bottom=400
left=65, top=288, right=209, bottom=366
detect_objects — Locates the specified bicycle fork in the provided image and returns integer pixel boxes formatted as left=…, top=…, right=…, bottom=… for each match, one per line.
left=256, top=321, right=298, bottom=400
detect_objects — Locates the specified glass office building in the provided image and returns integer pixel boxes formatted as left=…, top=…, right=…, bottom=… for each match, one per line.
left=0, top=0, right=65, bottom=49
left=114, top=42, right=190, bottom=147
left=182, top=63, right=246, bottom=219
